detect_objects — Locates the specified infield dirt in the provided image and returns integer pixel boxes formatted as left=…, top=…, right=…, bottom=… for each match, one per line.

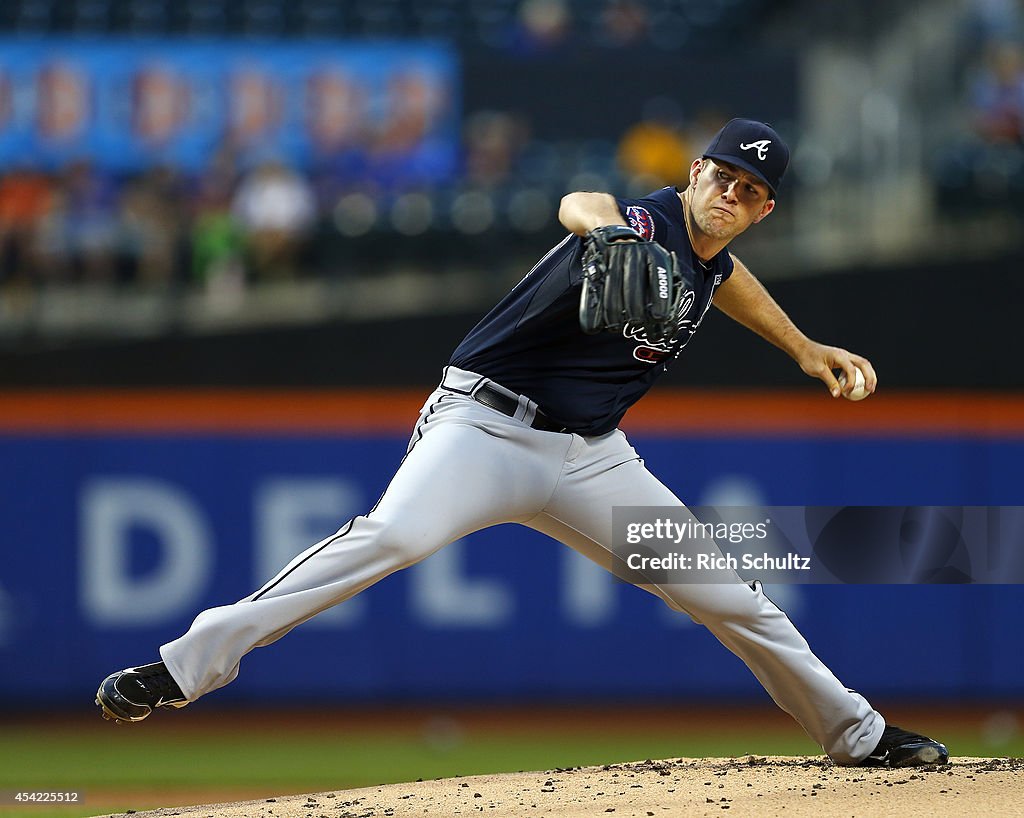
left=88, top=755, right=1022, bottom=817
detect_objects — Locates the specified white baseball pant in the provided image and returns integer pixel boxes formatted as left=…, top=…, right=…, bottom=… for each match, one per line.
left=161, top=366, right=884, bottom=764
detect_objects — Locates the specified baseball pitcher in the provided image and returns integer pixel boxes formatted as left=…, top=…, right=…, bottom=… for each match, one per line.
left=97, top=119, right=947, bottom=769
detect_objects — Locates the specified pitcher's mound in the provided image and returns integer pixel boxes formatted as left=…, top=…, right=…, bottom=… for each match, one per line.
left=91, top=755, right=1021, bottom=817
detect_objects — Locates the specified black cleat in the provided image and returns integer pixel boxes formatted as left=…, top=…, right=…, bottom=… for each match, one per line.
left=860, top=725, right=949, bottom=767
left=95, top=661, right=188, bottom=724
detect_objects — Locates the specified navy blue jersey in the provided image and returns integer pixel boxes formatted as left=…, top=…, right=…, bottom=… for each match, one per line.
left=450, top=187, right=734, bottom=435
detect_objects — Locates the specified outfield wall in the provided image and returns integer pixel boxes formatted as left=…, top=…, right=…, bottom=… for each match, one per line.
left=1, top=389, right=1022, bottom=703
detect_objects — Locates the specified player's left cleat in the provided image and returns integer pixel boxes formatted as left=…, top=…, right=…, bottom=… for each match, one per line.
left=95, top=661, right=188, bottom=724
left=860, top=725, right=949, bottom=767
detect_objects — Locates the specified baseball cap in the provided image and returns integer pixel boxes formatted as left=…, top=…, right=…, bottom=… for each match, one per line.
left=702, top=118, right=790, bottom=198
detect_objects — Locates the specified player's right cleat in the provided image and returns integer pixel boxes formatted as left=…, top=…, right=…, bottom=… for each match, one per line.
left=95, top=661, right=188, bottom=724
left=860, top=725, right=949, bottom=767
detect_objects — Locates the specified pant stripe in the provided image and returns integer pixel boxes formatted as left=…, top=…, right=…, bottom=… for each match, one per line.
left=251, top=517, right=356, bottom=602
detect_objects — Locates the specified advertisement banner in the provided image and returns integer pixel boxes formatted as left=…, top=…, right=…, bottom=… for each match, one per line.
left=0, top=432, right=1022, bottom=702
left=0, top=38, right=459, bottom=180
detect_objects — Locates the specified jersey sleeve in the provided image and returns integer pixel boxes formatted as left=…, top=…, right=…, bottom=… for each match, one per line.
left=614, top=193, right=671, bottom=246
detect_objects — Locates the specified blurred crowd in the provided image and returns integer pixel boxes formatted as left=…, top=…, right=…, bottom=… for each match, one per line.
left=0, top=0, right=778, bottom=291
left=0, top=0, right=782, bottom=292
left=935, top=0, right=1024, bottom=211
left=0, top=0, right=770, bottom=51
left=0, top=157, right=309, bottom=289
left=4, top=0, right=1019, bottom=294
left=0, top=101, right=727, bottom=290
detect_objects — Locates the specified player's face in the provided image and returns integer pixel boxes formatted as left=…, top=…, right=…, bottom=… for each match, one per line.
left=688, top=159, right=775, bottom=240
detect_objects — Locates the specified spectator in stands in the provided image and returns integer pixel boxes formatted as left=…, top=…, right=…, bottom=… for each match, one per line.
left=305, top=68, right=371, bottom=188
left=964, top=0, right=1023, bottom=55
left=191, top=167, right=246, bottom=296
left=119, top=166, right=186, bottom=286
left=231, top=159, right=317, bottom=280
left=969, top=41, right=1024, bottom=144
left=370, top=67, right=455, bottom=187
left=0, top=166, right=54, bottom=286
left=27, top=160, right=118, bottom=283
left=464, top=110, right=530, bottom=188
left=506, top=0, right=572, bottom=54
left=60, top=159, right=121, bottom=284
left=616, top=98, right=692, bottom=188
left=599, top=0, right=649, bottom=47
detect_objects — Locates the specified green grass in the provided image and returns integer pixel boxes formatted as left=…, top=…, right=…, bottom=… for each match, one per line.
left=1, top=713, right=1020, bottom=818
left=1, top=730, right=821, bottom=789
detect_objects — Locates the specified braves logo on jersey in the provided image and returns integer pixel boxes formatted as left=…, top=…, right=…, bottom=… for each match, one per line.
left=624, top=206, right=655, bottom=241
left=625, top=288, right=696, bottom=363
left=626, top=271, right=726, bottom=363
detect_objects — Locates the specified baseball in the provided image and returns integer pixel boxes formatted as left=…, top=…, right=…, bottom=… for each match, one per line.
left=838, top=366, right=869, bottom=401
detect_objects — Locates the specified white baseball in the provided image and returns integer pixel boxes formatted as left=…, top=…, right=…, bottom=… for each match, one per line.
left=837, top=366, right=869, bottom=401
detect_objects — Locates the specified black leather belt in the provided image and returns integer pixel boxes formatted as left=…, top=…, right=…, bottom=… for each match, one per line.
left=473, top=383, right=567, bottom=433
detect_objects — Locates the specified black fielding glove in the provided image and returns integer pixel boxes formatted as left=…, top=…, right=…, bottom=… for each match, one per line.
left=580, top=225, right=684, bottom=345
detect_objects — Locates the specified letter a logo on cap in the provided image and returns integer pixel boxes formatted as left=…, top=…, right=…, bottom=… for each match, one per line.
left=740, top=140, right=771, bottom=161
left=703, top=119, right=790, bottom=196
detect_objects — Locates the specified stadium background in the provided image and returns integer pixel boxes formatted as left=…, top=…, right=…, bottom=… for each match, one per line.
left=0, top=0, right=1022, bottom=815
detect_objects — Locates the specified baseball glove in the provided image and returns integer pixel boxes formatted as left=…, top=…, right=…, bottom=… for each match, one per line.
left=579, top=225, right=684, bottom=345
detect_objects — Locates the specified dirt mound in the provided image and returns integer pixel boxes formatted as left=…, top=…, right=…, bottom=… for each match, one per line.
left=89, top=756, right=1022, bottom=818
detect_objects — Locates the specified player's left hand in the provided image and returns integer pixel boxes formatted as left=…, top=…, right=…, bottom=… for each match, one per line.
left=579, top=225, right=686, bottom=344
left=795, top=341, right=877, bottom=398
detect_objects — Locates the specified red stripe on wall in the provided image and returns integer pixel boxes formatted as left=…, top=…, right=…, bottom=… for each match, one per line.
left=0, top=390, right=427, bottom=435
left=0, top=389, right=1021, bottom=436
left=623, top=390, right=1024, bottom=437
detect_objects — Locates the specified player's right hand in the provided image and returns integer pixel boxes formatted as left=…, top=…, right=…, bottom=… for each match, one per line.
left=795, top=341, right=877, bottom=398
